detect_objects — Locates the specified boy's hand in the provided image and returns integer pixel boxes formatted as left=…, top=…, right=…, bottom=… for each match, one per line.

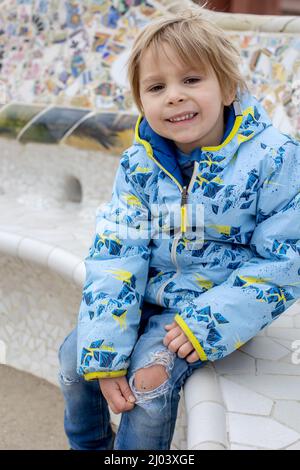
left=99, top=376, right=136, bottom=414
left=163, top=321, right=199, bottom=363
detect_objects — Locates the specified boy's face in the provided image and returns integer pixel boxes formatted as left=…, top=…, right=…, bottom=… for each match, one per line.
left=139, top=43, right=234, bottom=154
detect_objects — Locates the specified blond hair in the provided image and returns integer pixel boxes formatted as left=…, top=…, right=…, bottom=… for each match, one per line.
left=127, top=8, right=247, bottom=114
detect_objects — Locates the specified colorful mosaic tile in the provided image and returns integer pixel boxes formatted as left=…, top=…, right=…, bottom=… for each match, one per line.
left=19, top=106, right=89, bottom=143
left=228, top=32, right=300, bottom=139
left=0, top=0, right=160, bottom=111
left=63, top=112, right=137, bottom=152
left=0, top=0, right=298, bottom=147
left=0, top=103, right=45, bottom=138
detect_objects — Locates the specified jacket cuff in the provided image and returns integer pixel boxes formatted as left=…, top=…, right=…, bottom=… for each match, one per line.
left=174, top=314, right=208, bottom=362
left=84, top=369, right=127, bottom=381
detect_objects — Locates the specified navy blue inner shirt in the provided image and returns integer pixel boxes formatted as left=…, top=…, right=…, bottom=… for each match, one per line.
left=175, top=105, right=235, bottom=187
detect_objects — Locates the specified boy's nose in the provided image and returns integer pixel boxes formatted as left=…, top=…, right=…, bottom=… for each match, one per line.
left=166, top=85, right=186, bottom=105
left=167, top=96, right=185, bottom=105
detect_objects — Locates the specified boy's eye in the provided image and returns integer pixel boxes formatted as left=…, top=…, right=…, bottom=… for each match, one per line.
left=148, top=85, right=164, bottom=93
left=147, top=77, right=201, bottom=93
left=185, top=77, right=201, bottom=84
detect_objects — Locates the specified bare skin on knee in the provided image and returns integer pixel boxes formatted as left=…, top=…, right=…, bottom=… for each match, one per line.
left=134, top=364, right=168, bottom=392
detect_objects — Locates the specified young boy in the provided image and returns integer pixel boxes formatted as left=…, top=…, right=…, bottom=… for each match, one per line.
left=58, top=9, right=300, bottom=450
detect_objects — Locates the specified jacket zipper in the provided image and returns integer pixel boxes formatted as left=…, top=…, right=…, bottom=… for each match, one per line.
left=180, top=185, right=188, bottom=235
left=156, top=161, right=199, bottom=306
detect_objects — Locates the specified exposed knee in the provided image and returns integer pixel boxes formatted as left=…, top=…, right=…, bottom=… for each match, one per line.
left=134, top=364, right=168, bottom=392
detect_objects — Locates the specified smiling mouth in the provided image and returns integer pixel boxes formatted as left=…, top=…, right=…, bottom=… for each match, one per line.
left=167, top=113, right=198, bottom=123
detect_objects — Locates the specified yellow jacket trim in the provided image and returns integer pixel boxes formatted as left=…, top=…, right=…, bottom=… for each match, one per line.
left=84, top=369, right=127, bottom=381
left=135, top=116, right=183, bottom=192
left=174, top=314, right=208, bottom=362
left=202, top=114, right=243, bottom=151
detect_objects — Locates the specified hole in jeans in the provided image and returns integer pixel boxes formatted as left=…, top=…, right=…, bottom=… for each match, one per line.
left=129, top=350, right=175, bottom=404
left=134, top=364, right=168, bottom=392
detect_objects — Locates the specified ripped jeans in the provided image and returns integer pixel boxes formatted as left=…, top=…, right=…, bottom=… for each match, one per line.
left=58, top=309, right=205, bottom=450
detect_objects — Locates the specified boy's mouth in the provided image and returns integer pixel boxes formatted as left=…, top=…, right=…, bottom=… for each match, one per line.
left=166, top=112, right=198, bottom=124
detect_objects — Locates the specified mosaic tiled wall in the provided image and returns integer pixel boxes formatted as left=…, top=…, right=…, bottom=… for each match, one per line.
left=0, top=0, right=298, bottom=152
left=230, top=32, right=300, bottom=139
left=0, top=0, right=167, bottom=109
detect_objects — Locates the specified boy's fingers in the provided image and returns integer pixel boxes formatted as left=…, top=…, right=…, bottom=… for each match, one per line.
left=103, top=387, right=124, bottom=414
left=177, top=341, right=194, bottom=358
left=164, top=321, right=177, bottom=330
left=164, top=325, right=182, bottom=341
left=100, top=378, right=135, bottom=414
left=108, top=389, right=135, bottom=414
left=166, top=333, right=188, bottom=353
left=118, top=377, right=136, bottom=404
left=186, top=350, right=200, bottom=363
left=107, top=399, right=120, bottom=415
left=109, top=400, right=134, bottom=414
left=163, top=325, right=187, bottom=346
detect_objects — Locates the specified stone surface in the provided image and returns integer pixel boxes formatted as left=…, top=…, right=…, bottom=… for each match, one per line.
left=273, top=401, right=300, bottom=434
left=219, top=377, right=273, bottom=415
left=225, top=375, right=300, bottom=401
left=286, top=441, right=300, bottom=450
left=230, top=443, right=259, bottom=450
left=0, top=364, right=68, bottom=450
left=256, top=359, right=300, bottom=376
left=267, top=328, right=299, bottom=342
left=213, top=351, right=256, bottom=375
left=187, top=402, right=227, bottom=449
left=228, top=413, right=300, bottom=449
left=193, top=442, right=226, bottom=450
left=185, top=364, right=223, bottom=409
left=239, top=337, right=290, bottom=361
left=0, top=253, right=80, bottom=386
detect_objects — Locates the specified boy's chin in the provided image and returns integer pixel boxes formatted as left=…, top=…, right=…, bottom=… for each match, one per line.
left=174, top=144, right=195, bottom=153
left=174, top=140, right=200, bottom=153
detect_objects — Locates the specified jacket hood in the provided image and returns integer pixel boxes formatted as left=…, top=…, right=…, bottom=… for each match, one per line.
left=134, top=91, right=273, bottom=189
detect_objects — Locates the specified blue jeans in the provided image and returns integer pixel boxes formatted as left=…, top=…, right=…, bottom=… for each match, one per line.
left=58, top=307, right=205, bottom=450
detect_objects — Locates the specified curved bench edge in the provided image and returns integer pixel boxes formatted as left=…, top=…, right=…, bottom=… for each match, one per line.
left=0, top=230, right=85, bottom=287
left=184, top=364, right=228, bottom=450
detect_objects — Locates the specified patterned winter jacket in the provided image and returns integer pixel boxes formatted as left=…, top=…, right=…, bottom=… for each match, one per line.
left=77, top=91, right=300, bottom=380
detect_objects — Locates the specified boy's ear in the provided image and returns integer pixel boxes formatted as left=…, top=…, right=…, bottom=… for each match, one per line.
left=223, top=94, right=235, bottom=107
left=223, top=86, right=237, bottom=106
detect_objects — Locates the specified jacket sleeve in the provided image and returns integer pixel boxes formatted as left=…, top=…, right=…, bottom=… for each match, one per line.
left=77, top=152, right=151, bottom=380
left=175, top=140, right=300, bottom=363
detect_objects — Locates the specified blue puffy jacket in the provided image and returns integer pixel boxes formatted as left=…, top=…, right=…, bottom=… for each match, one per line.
left=77, top=91, right=300, bottom=380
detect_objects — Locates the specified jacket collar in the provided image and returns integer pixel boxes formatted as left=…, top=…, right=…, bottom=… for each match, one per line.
left=134, top=92, right=272, bottom=190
